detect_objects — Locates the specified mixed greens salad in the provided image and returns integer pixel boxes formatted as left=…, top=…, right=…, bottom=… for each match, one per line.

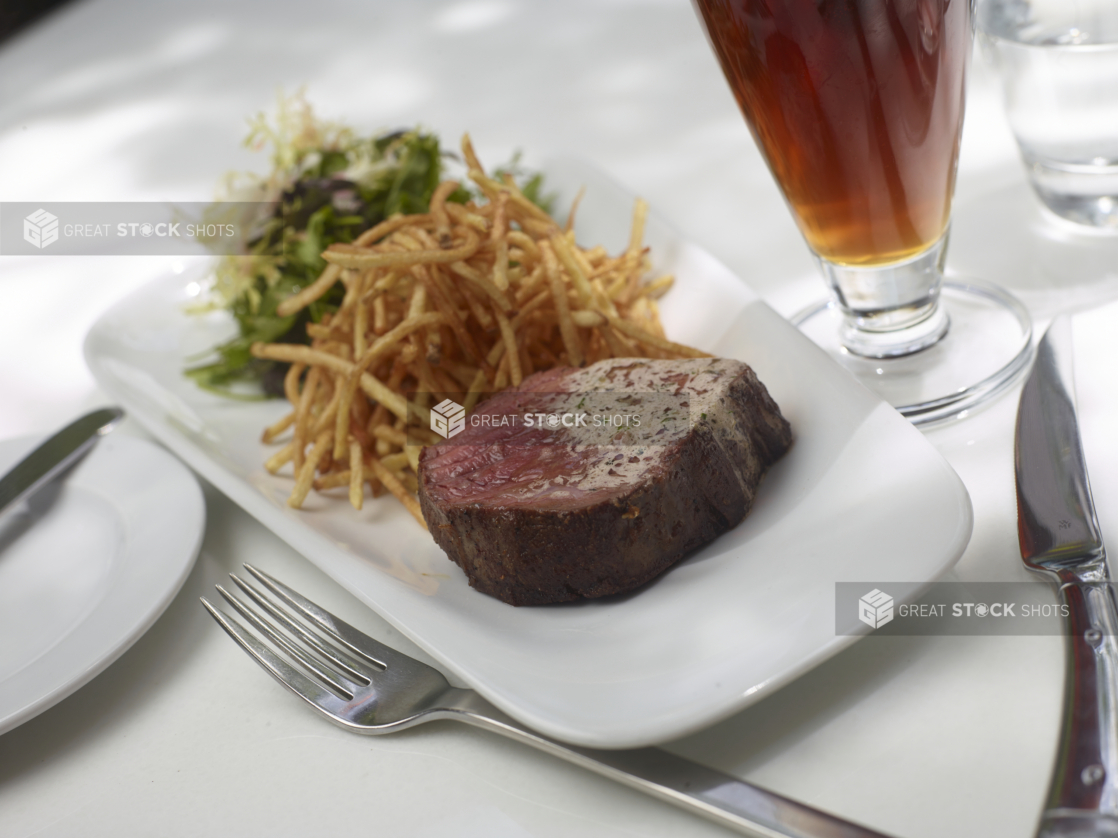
left=187, top=93, right=550, bottom=397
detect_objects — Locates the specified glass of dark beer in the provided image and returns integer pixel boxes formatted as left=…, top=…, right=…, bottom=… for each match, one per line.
left=695, top=0, right=1033, bottom=423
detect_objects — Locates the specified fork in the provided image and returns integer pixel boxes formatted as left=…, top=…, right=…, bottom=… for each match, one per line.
left=201, top=564, right=891, bottom=838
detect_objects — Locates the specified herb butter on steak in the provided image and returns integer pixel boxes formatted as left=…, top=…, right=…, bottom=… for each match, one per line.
left=417, top=357, right=792, bottom=606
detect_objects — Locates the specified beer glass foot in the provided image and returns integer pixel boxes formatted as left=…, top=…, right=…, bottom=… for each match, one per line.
left=838, top=304, right=950, bottom=359
left=792, top=278, right=1034, bottom=426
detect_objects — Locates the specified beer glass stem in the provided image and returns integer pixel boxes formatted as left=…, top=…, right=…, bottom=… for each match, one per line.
left=818, top=230, right=951, bottom=359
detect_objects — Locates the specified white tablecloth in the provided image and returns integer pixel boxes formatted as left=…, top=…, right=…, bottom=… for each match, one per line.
left=3, top=2, right=1118, bottom=836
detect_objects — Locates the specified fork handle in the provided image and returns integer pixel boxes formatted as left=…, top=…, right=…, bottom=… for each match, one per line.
left=439, top=688, right=891, bottom=838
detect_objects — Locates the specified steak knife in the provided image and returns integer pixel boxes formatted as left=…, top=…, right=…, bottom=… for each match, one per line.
left=0, top=407, right=124, bottom=519
left=1015, top=315, right=1118, bottom=838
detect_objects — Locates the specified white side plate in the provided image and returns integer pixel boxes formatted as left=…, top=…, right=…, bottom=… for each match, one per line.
left=83, top=158, right=972, bottom=748
left=0, top=433, right=205, bottom=735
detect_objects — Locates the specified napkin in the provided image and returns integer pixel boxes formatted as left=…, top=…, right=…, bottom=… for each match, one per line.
left=1072, top=299, right=1118, bottom=573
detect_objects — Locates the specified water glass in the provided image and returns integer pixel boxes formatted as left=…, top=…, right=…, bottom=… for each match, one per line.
left=979, top=0, right=1118, bottom=229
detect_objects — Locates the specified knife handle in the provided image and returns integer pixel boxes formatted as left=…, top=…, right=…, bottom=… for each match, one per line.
left=1039, top=575, right=1118, bottom=838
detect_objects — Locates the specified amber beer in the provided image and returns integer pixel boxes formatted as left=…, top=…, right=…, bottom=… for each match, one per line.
left=695, top=0, right=970, bottom=267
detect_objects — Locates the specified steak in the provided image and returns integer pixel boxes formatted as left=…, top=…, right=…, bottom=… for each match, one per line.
left=417, top=357, right=792, bottom=606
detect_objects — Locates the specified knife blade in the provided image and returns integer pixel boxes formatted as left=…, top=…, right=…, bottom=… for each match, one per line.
left=0, top=407, right=125, bottom=519
left=1014, top=315, right=1118, bottom=838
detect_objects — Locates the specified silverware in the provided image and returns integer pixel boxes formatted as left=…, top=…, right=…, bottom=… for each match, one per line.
left=202, top=564, right=891, bottom=838
left=1015, top=315, right=1118, bottom=837
left=0, top=407, right=124, bottom=518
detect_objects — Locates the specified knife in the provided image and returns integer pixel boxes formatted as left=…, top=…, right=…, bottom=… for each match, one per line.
left=1015, top=315, right=1118, bottom=838
left=0, top=407, right=125, bottom=519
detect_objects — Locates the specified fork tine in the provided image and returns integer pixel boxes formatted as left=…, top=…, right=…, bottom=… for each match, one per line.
left=215, top=584, right=359, bottom=699
left=200, top=596, right=351, bottom=719
left=228, top=573, right=377, bottom=684
left=243, top=563, right=408, bottom=669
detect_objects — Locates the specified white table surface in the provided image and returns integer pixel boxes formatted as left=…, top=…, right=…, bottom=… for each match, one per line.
left=3, top=2, right=1118, bottom=836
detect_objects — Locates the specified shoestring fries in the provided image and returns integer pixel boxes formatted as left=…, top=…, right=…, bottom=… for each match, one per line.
left=253, top=134, right=708, bottom=525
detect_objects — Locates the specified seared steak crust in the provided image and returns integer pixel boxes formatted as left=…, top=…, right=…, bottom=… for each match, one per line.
left=418, top=358, right=792, bottom=606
